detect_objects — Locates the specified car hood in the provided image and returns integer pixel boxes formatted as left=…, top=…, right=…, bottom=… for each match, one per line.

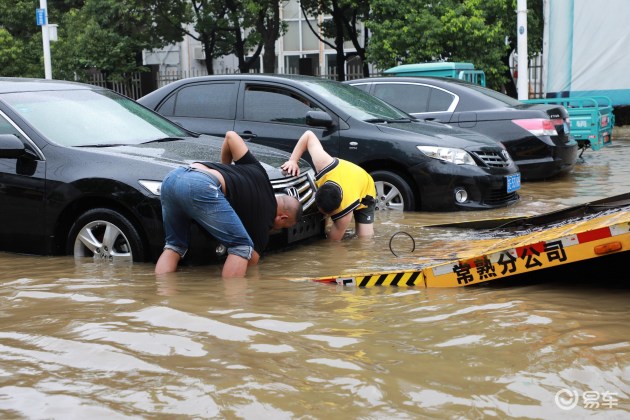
left=375, top=120, right=500, bottom=149
left=83, top=134, right=308, bottom=179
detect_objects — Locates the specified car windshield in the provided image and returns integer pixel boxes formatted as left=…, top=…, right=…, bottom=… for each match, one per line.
left=302, top=79, right=412, bottom=121
left=4, top=88, right=189, bottom=147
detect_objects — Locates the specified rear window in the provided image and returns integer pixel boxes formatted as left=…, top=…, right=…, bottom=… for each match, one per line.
left=373, top=83, right=431, bottom=113
left=371, top=83, right=455, bottom=113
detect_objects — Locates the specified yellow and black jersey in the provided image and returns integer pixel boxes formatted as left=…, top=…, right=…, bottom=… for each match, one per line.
left=315, top=158, right=376, bottom=221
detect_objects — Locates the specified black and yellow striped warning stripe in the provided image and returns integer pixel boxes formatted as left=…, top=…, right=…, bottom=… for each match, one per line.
left=313, top=269, right=426, bottom=287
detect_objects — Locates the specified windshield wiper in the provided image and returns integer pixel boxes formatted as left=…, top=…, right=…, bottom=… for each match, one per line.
left=141, top=137, right=185, bottom=144
left=75, top=143, right=128, bottom=148
left=364, top=117, right=412, bottom=124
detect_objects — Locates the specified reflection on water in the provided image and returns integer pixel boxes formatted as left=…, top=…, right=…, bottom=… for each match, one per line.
left=1, top=142, right=630, bottom=418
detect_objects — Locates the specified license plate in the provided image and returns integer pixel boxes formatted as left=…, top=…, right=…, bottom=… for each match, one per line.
left=506, top=173, right=521, bottom=193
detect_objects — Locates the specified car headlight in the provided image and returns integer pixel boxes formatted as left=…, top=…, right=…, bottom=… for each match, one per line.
left=138, top=180, right=162, bottom=196
left=417, top=146, right=477, bottom=166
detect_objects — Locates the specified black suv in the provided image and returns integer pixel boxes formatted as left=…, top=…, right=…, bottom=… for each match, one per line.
left=0, top=78, right=321, bottom=264
left=138, top=74, right=521, bottom=212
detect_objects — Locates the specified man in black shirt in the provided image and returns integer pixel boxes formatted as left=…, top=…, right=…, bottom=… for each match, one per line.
left=155, top=131, right=302, bottom=278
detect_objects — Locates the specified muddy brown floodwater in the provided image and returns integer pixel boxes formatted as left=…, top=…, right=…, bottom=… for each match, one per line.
left=1, top=137, right=629, bottom=419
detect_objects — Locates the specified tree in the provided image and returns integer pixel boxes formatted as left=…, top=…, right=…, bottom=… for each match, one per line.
left=0, top=0, right=53, bottom=77
left=225, top=0, right=263, bottom=74
left=0, top=0, right=189, bottom=80
left=215, top=0, right=287, bottom=74
left=54, top=0, right=189, bottom=79
left=299, top=0, right=371, bottom=81
left=254, top=0, right=288, bottom=73
left=156, top=0, right=279, bottom=75
left=366, top=0, right=544, bottom=92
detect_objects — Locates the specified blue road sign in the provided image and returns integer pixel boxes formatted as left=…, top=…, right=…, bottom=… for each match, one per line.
left=36, top=8, right=47, bottom=26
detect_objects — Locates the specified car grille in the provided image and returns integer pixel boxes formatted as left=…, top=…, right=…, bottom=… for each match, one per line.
left=270, top=169, right=317, bottom=212
left=473, top=150, right=512, bottom=168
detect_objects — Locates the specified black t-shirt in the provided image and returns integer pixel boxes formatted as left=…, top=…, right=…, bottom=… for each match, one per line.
left=197, top=151, right=276, bottom=254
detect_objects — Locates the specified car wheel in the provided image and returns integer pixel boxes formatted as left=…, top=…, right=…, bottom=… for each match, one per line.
left=370, top=170, right=415, bottom=211
left=67, top=208, right=145, bottom=263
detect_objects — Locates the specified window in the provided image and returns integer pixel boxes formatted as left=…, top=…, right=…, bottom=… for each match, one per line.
left=373, top=83, right=432, bottom=113
left=172, top=83, right=237, bottom=119
left=243, top=86, right=320, bottom=125
left=351, top=84, right=370, bottom=93
left=427, top=88, right=455, bottom=112
left=0, top=114, right=19, bottom=136
left=301, top=19, right=320, bottom=50
left=283, top=21, right=301, bottom=51
left=371, top=83, right=456, bottom=114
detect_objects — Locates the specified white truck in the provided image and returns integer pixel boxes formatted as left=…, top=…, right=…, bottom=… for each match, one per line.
left=527, top=0, right=630, bottom=150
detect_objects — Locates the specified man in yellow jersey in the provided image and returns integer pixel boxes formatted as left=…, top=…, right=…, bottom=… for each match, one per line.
left=281, top=130, right=376, bottom=241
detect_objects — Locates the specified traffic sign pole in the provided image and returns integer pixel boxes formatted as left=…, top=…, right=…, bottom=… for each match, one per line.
left=39, top=0, right=52, bottom=79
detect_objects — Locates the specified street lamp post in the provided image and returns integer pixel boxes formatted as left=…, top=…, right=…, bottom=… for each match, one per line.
left=516, top=0, right=528, bottom=100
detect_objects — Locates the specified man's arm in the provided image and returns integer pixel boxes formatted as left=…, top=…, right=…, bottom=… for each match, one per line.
left=326, top=213, right=352, bottom=241
left=280, top=130, right=334, bottom=176
left=221, top=131, right=249, bottom=164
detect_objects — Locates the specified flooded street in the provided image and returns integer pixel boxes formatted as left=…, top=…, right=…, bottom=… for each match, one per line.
left=1, top=137, right=630, bottom=418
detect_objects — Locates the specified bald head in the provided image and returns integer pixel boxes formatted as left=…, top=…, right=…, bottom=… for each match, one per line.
left=274, top=194, right=303, bottom=229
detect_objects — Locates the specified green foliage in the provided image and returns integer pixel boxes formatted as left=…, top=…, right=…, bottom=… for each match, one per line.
left=367, top=0, right=543, bottom=90
left=0, top=0, right=49, bottom=77
left=0, top=0, right=543, bottom=88
left=0, top=0, right=188, bottom=80
left=0, top=28, right=26, bottom=77
left=52, top=0, right=189, bottom=80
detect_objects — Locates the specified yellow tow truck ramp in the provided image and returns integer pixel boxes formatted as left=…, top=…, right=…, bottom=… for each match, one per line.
left=299, top=194, right=630, bottom=288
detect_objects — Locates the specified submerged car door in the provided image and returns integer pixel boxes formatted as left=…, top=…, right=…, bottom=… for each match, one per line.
left=233, top=82, right=340, bottom=161
left=0, top=113, right=46, bottom=254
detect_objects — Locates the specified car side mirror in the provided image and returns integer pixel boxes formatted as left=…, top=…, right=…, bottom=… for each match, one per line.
left=0, top=134, right=26, bottom=158
left=306, top=111, right=333, bottom=128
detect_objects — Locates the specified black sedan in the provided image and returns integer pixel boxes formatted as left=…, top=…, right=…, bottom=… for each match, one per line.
left=138, top=74, right=521, bottom=212
left=0, top=78, right=321, bottom=264
left=345, top=76, right=579, bottom=181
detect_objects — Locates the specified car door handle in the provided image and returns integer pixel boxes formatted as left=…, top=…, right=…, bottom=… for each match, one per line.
left=239, top=132, right=258, bottom=140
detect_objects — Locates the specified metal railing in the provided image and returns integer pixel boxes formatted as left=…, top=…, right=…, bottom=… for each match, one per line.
left=85, top=58, right=544, bottom=100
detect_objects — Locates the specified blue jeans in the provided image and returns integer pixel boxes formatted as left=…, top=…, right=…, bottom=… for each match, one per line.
left=160, top=166, right=254, bottom=260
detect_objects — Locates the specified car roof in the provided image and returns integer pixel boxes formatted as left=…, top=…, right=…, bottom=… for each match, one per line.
left=138, top=73, right=404, bottom=122
left=347, top=75, right=484, bottom=89
left=346, top=76, right=523, bottom=107
left=0, top=77, right=101, bottom=94
left=159, top=73, right=341, bottom=89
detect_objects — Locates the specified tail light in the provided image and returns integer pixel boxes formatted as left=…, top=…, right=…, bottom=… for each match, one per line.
left=512, top=118, right=564, bottom=136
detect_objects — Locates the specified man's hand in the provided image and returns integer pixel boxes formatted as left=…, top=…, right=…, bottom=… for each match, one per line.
left=280, top=160, right=300, bottom=176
